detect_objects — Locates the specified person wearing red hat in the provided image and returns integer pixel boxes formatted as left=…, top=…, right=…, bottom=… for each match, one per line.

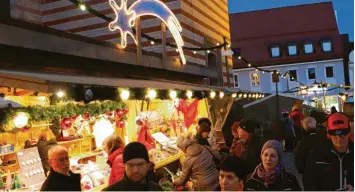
left=303, top=112, right=354, bottom=191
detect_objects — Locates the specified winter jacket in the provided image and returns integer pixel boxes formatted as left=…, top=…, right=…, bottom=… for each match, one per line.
left=103, top=174, right=162, bottom=191
left=107, top=147, right=125, bottom=185
left=234, top=135, right=263, bottom=174
left=229, top=138, right=242, bottom=157
left=41, top=169, right=81, bottom=191
left=174, top=143, right=219, bottom=191
left=244, top=166, right=301, bottom=191
left=303, top=140, right=354, bottom=191
left=280, top=117, right=295, bottom=139
left=294, top=131, right=318, bottom=174
left=290, top=109, right=304, bottom=139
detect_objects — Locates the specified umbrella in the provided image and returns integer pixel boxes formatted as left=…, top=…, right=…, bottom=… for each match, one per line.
left=0, top=98, right=22, bottom=108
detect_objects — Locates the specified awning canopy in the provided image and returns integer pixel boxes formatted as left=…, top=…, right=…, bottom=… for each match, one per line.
left=0, top=70, right=239, bottom=93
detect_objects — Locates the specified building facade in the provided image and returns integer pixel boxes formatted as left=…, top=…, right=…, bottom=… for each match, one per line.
left=8, top=0, right=233, bottom=86
left=230, top=2, right=348, bottom=111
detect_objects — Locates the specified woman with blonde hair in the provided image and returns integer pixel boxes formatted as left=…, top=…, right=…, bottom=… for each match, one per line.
left=173, top=134, right=220, bottom=191
left=102, top=135, right=125, bottom=185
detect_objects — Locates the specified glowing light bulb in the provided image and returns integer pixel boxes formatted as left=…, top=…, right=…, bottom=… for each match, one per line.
left=219, top=92, right=224, bottom=99
left=79, top=4, right=86, bottom=11
left=210, top=91, right=216, bottom=99
left=120, top=89, right=130, bottom=100
left=146, top=90, right=157, bottom=100
left=232, top=93, right=237, bottom=98
left=56, top=90, right=65, bottom=98
left=14, top=112, right=28, bottom=128
left=216, top=43, right=220, bottom=46
left=169, top=90, right=177, bottom=99
left=150, top=41, right=155, bottom=45
left=207, top=50, right=210, bottom=54
left=193, top=51, right=196, bottom=54
left=248, top=64, right=251, bottom=67
left=186, top=90, right=193, bottom=99
left=238, top=56, right=242, bottom=59
left=227, top=44, right=231, bottom=48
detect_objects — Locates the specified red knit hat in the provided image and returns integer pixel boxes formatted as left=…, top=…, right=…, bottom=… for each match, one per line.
left=327, top=112, right=349, bottom=131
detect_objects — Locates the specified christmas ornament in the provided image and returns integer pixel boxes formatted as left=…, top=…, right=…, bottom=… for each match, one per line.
left=115, top=109, right=124, bottom=119
left=122, top=108, right=129, bottom=114
left=116, top=121, right=125, bottom=128
left=83, top=112, right=90, bottom=120
left=60, top=118, right=72, bottom=130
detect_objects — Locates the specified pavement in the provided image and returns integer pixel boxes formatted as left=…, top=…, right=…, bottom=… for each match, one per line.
left=283, top=152, right=304, bottom=190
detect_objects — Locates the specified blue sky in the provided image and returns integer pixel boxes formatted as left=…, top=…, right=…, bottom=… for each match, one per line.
left=228, top=0, right=354, bottom=41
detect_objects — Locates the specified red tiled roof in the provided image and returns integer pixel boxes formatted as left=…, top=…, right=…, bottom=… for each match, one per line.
left=230, top=2, right=344, bottom=69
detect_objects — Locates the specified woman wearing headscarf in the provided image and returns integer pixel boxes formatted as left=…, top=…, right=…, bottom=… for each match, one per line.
left=173, top=134, right=220, bottom=191
left=102, top=135, right=125, bottom=185
left=244, top=140, right=301, bottom=191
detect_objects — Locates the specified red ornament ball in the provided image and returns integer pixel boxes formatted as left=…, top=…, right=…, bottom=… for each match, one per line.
left=83, top=113, right=90, bottom=120
left=116, top=121, right=125, bottom=128
left=122, top=108, right=129, bottom=114
left=61, top=118, right=72, bottom=129
left=115, top=109, right=124, bottom=119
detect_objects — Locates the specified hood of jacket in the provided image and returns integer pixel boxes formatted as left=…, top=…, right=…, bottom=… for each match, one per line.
left=108, top=147, right=124, bottom=166
left=185, top=143, right=203, bottom=157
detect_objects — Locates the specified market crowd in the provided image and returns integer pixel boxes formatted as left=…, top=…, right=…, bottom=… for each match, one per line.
left=39, top=107, right=353, bottom=191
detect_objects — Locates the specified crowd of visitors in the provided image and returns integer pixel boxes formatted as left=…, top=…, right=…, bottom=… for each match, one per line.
left=36, top=106, right=353, bottom=191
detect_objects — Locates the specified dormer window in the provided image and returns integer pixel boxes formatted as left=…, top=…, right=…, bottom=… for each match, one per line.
left=270, top=45, right=281, bottom=58
left=304, top=42, right=314, bottom=54
left=321, top=40, right=333, bottom=52
left=287, top=44, right=298, bottom=56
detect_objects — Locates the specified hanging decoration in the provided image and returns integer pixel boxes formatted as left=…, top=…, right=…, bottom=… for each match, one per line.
left=108, top=0, right=186, bottom=64
left=136, top=119, right=156, bottom=151
left=0, top=100, right=127, bottom=132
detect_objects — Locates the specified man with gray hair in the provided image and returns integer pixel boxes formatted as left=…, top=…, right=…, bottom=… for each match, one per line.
left=41, top=145, right=81, bottom=191
left=294, top=116, right=318, bottom=174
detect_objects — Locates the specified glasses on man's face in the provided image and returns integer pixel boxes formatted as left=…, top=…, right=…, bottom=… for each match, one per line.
left=51, top=156, right=70, bottom=163
left=126, top=162, right=147, bottom=169
left=328, top=129, right=350, bottom=136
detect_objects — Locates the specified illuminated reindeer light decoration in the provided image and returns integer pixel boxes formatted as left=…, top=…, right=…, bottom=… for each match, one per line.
left=109, top=0, right=186, bottom=64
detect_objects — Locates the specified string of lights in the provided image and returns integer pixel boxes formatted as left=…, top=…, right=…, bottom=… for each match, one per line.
left=67, top=0, right=229, bottom=53
left=235, top=55, right=353, bottom=91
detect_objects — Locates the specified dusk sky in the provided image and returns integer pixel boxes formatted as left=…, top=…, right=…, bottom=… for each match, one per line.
left=228, top=0, right=354, bottom=41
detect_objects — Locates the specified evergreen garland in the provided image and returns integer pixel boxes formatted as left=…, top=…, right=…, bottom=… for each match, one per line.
left=0, top=100, right=127, bottom=132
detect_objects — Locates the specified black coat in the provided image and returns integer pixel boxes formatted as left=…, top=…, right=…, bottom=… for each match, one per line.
left=40, top=169, right=81, bottom=191
left=243, top=135, right=263, bottom=175
left=303, top=140, right=354, bottom=191
left=103, top=175, right=162, bottom=191
left=244, top=167, right=301, bottom=191
left=294, top=131, right=319, bottom=174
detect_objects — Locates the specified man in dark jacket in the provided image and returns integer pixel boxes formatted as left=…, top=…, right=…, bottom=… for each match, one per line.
left=294, top=116, right=318, bottom=174
left=303, top=112, right=354, bottom=191
left=41, top=145, right=81, bottom=191
left=103, top=142, right=162, bottom=191
left=235, top=119, right=263, bottom=174
left=280, top=111, right=296, bottom=152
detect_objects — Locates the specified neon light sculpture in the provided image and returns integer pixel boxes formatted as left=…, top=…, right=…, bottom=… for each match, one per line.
left=109, top=0, right=186, bottom=64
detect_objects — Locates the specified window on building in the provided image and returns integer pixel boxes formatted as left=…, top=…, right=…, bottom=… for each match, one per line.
left=321, top=40, right=332, bottom=52
left=251, top=72, right=260, bottom=86
left=325, top=66, right=334, bottom=78
left=304, top=43, right=314, bottom=54
left=289, top=70, right=297, bottom=81
left=234, top=74, right=239, bottom=87
left=307, top=68, right=316, bottom=80
left=270, top=46, right=281, bottom=58
left=288, top=44, right=297, bottom=56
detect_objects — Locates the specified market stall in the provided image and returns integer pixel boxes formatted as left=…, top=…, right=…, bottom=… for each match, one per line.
left=0, top=71, right=265, bottom=191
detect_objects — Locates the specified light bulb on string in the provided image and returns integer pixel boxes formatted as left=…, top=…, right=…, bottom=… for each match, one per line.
left=232, top=93, right=237, bottom=98
left=227, top=44, right=231, bottom=48
left=219, top=92, right=224, bottom=99
left=255, top=69, right=258, bottom=71
left=146, top=89, right=157, bottom=100
left=79, top=3, right=86, bottom=11
left=262, top=71, right=265, bottom=74
left=186, top=90, right=193, bottom=99
left=169, top=90, right=177, bottom=99
left=238, top=56, right=242, bottom=59
left=56, top=90, right=65, bottom=98
left=216, top=43, right=220, bottom=46
left=210, top=91, right=216, bottom=99
left=150, top=41, right=155, bottom=45
left=175, top=49, right=179, bottom=52
left=248, top=63, right=251, bottom=67
left=207, top=50, right=211, bottom=54
left=120, top=89, right=130, bottom=100
left=193, top=51, right=197, bottom=54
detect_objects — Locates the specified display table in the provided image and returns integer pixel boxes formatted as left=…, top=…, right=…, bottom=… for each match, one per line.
left=154, top=152, right=184, bottom=169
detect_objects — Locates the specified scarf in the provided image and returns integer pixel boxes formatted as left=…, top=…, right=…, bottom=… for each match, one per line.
left=256, top=163, right=283, bottom=187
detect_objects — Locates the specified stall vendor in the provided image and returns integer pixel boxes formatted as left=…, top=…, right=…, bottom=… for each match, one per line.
left=41, top=145, right=81, bottom=191
left=24, top=130, right=57, bottom=175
